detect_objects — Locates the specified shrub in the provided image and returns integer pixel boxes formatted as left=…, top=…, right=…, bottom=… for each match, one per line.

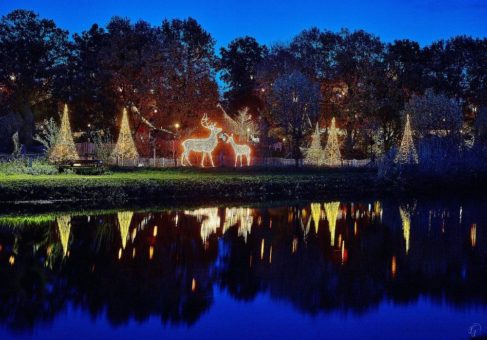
left=0, top=158, right=59, bottom=175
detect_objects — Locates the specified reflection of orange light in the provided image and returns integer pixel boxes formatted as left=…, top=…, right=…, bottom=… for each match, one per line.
left=260, top=239, right=265, bottom=260
left=391, top=256, right=397, bottom=278
left=153, top=226, right=158, bottom=237
left=8, top=256, right=14, bottom=266
left=354, top=221, right=358, bottom=236
left=292, top=238, right=298, bottom=254
left=471, top=224, right=477, bottom=248
left=269, top=246, right=272, bottom=264
left=132, top=248, right=136, bottom=258
left=118, top=248, right=122, bottom=260
left=192, top=278, right=196, bottom=292
left=341, top=241, right=348, bottom=264
left=149, top=246, right=154, bottom=260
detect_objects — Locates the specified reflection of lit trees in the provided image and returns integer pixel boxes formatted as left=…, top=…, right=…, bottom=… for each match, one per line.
left=324, top=202, right=340, bottom=246
left=57, top=215, right=72, bottom=257
left=185, top=208, right=220, bottom=244
left=223, top=208, right=254, bottom=243
left=117, top=211, right=133, bottom=249
left=310, top=203, right=321, bottom=234
left=399, top=205, right=414, bottom=255
left=2, top=200, right=487, bottom=333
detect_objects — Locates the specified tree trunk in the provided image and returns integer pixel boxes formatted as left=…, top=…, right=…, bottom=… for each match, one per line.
left=20, top=103, right=35, bottom=147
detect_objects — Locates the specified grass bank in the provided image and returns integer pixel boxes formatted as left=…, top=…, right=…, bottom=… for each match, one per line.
left=0, top=167, right=382, bottom=208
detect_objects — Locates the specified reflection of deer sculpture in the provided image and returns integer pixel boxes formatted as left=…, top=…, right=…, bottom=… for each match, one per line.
left=181, top=114, right=222, bottom=167
left=226, top=134, right=251, bottom=167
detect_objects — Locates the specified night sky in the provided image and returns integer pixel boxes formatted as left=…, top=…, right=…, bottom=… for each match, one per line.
left=1, top=0, right=486, bottom=48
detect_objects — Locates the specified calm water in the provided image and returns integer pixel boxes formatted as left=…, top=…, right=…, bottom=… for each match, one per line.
left=0, top=198, right=486, bottom=339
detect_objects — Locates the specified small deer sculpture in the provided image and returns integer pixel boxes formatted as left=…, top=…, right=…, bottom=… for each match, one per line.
left=181, top=114, right=222, bottom=167
left=226, top=134, right=251, bottom=167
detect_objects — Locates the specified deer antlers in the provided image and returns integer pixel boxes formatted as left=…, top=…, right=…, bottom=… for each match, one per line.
left=201, top=113, right=216, bottom=130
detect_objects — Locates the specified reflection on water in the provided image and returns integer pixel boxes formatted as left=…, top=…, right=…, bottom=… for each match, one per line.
left=0, top=198, right=487, bottom=337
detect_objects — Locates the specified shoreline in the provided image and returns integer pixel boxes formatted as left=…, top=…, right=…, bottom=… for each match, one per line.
left=1, top=167, right=486, bottom=212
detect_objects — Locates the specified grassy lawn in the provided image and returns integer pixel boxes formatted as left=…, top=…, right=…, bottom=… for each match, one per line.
left=0, top=167, right=379, bottom=205
left=0, top=167, right=375, bottom=186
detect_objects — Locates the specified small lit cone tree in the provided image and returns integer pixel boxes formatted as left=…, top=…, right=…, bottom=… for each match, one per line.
left=323, top=117, right=342, bottom=166
left=305, top=123, right=325, bottom=166
left=48, top=104, right=78, bottom=163
left=395, top=114, right=419, bottom=164
left=112, top=108, right=139, bottom=165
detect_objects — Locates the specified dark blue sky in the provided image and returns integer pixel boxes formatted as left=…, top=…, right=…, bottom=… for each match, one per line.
left=1, top=0, right=487, bottom=48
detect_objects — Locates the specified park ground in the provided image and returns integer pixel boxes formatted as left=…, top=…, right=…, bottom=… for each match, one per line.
left=1, top=166, right=486, bottom=212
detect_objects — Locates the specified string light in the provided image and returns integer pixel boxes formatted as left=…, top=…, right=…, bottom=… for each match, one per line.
left=112, top=108, right=139, bottom=163
left=181, top=114, right=222, bottom=167
left=226, top=134, right=251, bottom=166
left=395, top=114, right=419, bottom=164
left=57, top=215, right=72, bottom=257
left=471, top=224, right=477, bottom=248
left=323, top=117, right=342, bottom=166
left=49, top=104, right=78, bottom=163
left=305, top=123, right=325, bottom=165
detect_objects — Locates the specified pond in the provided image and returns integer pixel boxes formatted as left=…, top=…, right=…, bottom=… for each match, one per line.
left=0, top=198, right=486, bottom=339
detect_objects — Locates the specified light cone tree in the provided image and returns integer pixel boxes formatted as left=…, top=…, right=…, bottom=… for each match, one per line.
left=48, top=104, right=78, bottom=163
left=112, top=108, right=139, bottom=164
left=305, top=123, right=324, bottom=165
left=395, top=114, right=418, bottom=164
left=323, top=117, right=342, bottom=166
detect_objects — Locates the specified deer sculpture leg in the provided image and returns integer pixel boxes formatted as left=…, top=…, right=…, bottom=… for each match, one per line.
left=247, top=152, right=251, bottom=166
left=240, top=155, right=243, bottom=167
left=209, top=153, right=215, bottom=167
left=201, top=153, right=207, bottom=167
left=234, top=156, right=237, bottom=167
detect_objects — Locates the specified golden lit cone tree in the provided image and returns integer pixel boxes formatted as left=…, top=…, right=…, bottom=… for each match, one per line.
left=49, top=104, right=78, bottom=163
left=112, top=108, right=139, bottom=162
left=395, top=114, right=418, bottom=164
left=305, top=123, right=325, bottom=165
left=323, top=117, right=342, bottom=166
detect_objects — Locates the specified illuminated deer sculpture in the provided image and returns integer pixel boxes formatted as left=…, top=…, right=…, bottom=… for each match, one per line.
left=181, top=114, right=222, bottom=167
left=226, top=134, right=251, bottom=167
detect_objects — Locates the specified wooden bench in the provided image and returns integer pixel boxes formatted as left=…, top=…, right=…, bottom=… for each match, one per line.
left=59, top=159, right=105, bottom=174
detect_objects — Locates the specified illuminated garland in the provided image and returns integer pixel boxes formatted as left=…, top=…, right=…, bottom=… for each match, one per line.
left=49, top=104, right=78, bottom=163
left=57, top=215, right=72, bottom=257
left=323, top=117, right=342, bottom=166
left=395, top=114, right=419, bottom=164
left=112, top=108, right=139, bottom=162
left=118, top=211, right=133, bottom=249
left=305, top=123, right=324, bottom=166
left=324, top=201, right=340, bottom=246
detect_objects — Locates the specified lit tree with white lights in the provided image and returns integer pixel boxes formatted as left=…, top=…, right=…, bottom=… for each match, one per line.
left=323, top=117, right=341, bottom=166
left=112, top=108, right=139, bottom=163
left=48, top=104, right=78, bottom=163
left=395, top=114, right=418, bottom=164
left=305, top=123, right=324, bottom=166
